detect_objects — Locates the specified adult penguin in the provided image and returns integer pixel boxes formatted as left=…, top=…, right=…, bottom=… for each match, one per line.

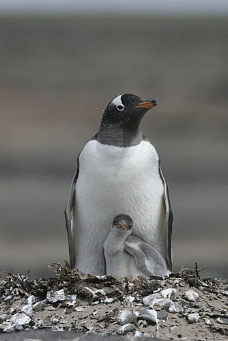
left=65, top=94, right=173, bottom=276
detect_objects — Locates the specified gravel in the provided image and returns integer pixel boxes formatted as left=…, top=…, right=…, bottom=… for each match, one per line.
left=0, top=263, right=228, bottom=340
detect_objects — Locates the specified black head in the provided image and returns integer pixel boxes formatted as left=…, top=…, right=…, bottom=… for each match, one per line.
left=112, top=214, right=133, bottom=230
left=97, top=94, right=157, bottom=147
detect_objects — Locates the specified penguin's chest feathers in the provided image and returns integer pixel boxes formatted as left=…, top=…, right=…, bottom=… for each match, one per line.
left=76, top=140, right=165, bottom=246
left=79, top=139, right=160, bottom=185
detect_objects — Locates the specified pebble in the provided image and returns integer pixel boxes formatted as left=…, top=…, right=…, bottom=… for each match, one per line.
left=216, top=317, right=228, bottom=324
left=103, top=297, right=115, bottom=303
left=50, top=315, right=59, bottom=324
left=137, top=319, right=148, bottom=328
left=81, top=321, right=92, bottom=331
left=21, top=304, right=33, bottom=316
left=135, top=309, right=158, bottom=324
left=33, top=301, right=43, bottom=311
left=170, top=325, right=179, bottom=334
left=161, top=288, right=177, bottom=299
left=168, top=302, right=183, bottom=313
left=116, top=323, right=136, bottom=335
left=46, top=289, right=65, bottom=303
left=10, top=313, right=31, bottom=325
left=144, top=296, right=175, bottom=311
left=74, top=306, right=87, bottom=312
left=0, top=314, right=9, bottom=322
left=157, top=310, right=168, bottom=320
left=183, top=289, right=199, bottom=302
left=143, top=293, right=158, bottom=306
left=94, top=289, right=106, bottom=296
left=65, top=294, right=77, bottom=305
left=135, top=331, right=151, bottom=337
left=123, top=295, right=135, bottom=306
left=142, top=289, right=176, bottom=312
left=4, top=295, right=13, bottom=302
left=187, top=313, right=200, bottom=323
left=204, top=317, right=211, bottom=325
left=27, top=295, right=36, bottom=304
left=0, top=321, right=15, bottom=332
left=117, top=310, right=137, bottom=325
left=14, top=323, right=23, bottom=331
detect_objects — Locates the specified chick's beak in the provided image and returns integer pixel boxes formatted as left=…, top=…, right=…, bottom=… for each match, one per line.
left=117, top=223, right=127, bottom=229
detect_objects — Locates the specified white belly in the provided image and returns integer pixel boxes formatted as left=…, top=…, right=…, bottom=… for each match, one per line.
left=104, top=233, right=132, bottom=278
left=73, top=139, right=166, bottom=275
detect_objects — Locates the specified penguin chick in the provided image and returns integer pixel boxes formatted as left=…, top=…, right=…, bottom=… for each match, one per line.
left=104, top=214, right=169, bottom=278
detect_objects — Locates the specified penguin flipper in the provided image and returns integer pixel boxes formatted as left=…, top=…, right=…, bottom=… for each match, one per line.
left=64, top=156, right=80, bottom=268
left=124, top=235, right=167, bottom=277
left=159, top=167, right=173, bottom=271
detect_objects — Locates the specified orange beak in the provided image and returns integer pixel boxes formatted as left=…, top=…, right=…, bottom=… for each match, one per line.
left=134, top=100, right=157, bottom=109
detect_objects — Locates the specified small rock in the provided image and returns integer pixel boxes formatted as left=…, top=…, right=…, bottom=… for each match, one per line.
left=134, top=331, right=142, bottom=337
left=10, top=313, right=31, bottom=326
left=21, top=304, right=33, bottom=316
left=123, top=295, right=135, bottom=306
left=33, top=301, right=43, bottom=311
left=117, top=310, right=137, bottom=325
left=75, top=306, right=86, bottom=312
left=27, top=295, right=36, bottom=304
left=204, top=317, right=211, bottom=325
left=143, top=293, right=174, bottom=311
left=161, top=288, right=177, bottom=299
left=0, top=314, right=9, bottom=322
left=4, top=295, right=13, bottom=302
left=170, top=325, right=179, bottom=334
left=46, top=289, right=65, bottom=303
left=81, top=321, right=93, bottom=331
left=153, top=303, right=162, bottom=311
left=168, top=302, right=183, bottom=313
left=50, top=315, right=59, bottom=324
left=103, top=297, right=115, bottom=304
left=47, top=305, right=56, bottom=311
left=173, top=279, right=180, bottom=287
left=216, top=317, right=228, bottom=324
left=116, top=323, right=136, bottom=335
left=137, top=320, right=148, bottom=328
left=157, top=298, right=175, bottom=310
left=94, top=289, right=106, bottom=296
left=66, top=294, right=77, bottom=306
left=14, top=323, right=23, bottom=331
left=157, top=310, right=168, bottom=320
left=142, top=293, right=157, bottom=306
left=0, top=321, right=15, bottom=332
left=92, top=301, right=100, bottom=305
left=183, top=289, right=199, bottom=302
left=134, top=331, right=151, bottom=337
left=187, top=313, right=200, bottom=324
left=135, top=309, right=158, bottom=324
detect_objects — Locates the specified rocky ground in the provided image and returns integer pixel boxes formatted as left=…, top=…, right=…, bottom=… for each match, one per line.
left=0, top=263, right=228, bottom=341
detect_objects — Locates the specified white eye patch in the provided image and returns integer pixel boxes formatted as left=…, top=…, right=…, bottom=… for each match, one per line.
left=111, top=95, right=125, bottom=111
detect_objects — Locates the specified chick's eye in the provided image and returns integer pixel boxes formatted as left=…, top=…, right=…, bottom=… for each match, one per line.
left=117, top=105, right=124, bottom=111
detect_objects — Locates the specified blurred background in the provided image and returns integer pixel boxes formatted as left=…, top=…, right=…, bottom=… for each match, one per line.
left=0, top=0, right=228, bottom=279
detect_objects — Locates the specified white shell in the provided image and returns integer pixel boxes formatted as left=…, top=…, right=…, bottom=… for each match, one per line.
left=10, top=313, right=31, bottom=326
left=183, top=290, right=199, bottom=302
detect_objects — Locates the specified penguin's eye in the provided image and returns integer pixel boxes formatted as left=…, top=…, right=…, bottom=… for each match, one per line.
left=117, top=105, right=125, bottom=111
